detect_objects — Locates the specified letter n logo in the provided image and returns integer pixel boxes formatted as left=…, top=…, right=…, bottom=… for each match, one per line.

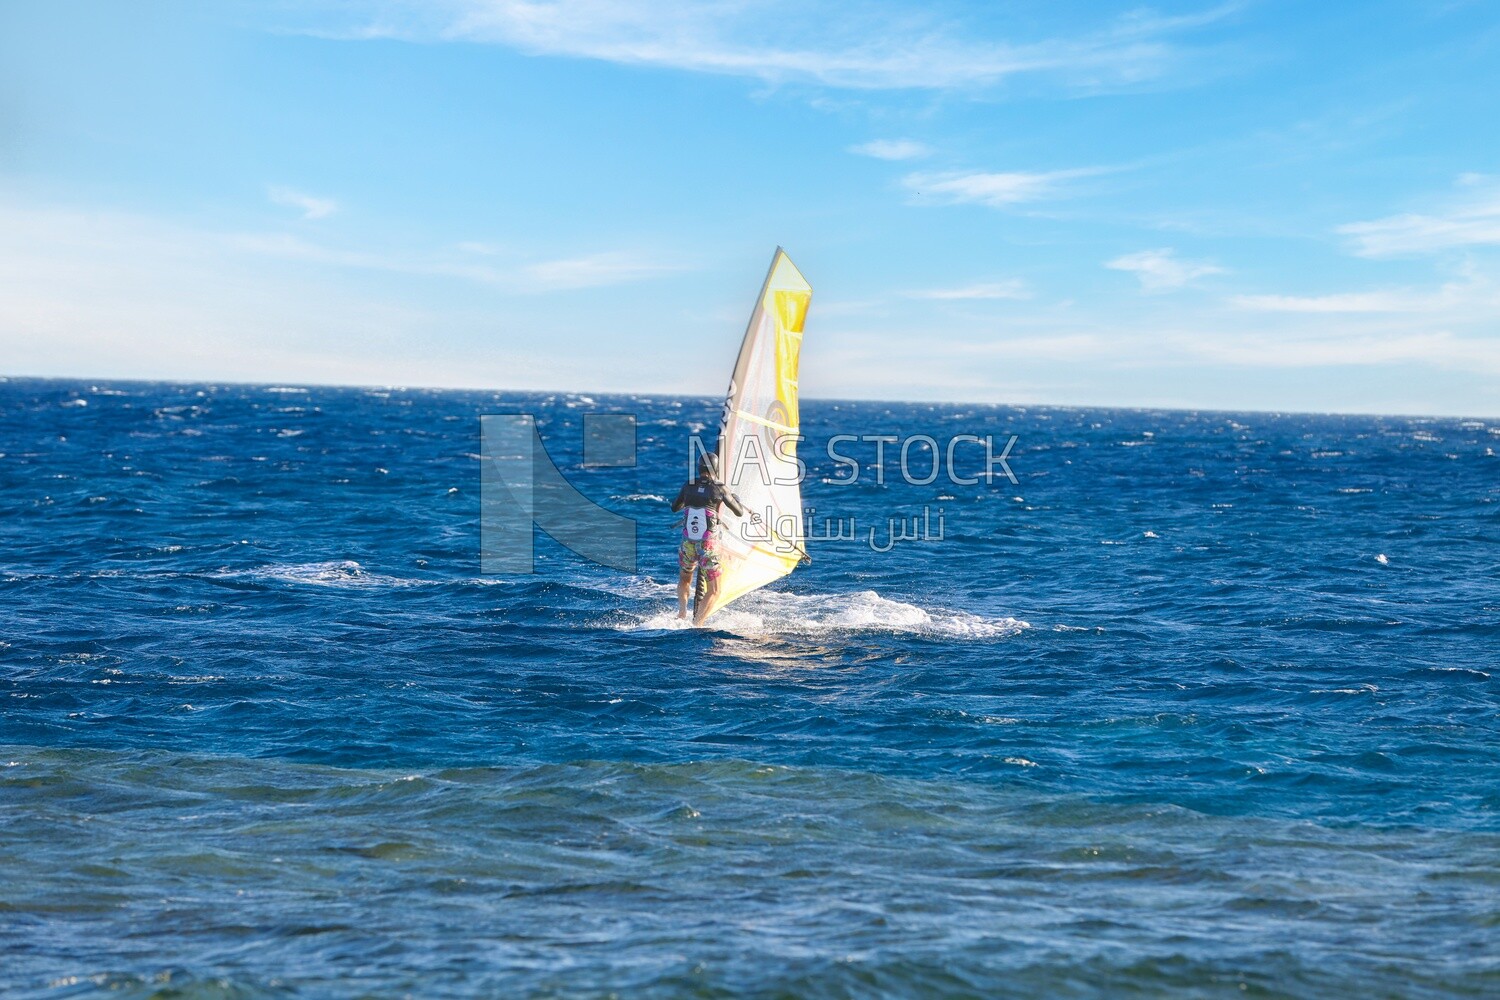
left=480, top=413, right=637, bottom=573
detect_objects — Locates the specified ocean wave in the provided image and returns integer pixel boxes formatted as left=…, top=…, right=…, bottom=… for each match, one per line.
left=579, top=574, right=676, bottom=600
left=222, top=561, right=510, bottom=589
left=227, top=560, right=412, bottom=588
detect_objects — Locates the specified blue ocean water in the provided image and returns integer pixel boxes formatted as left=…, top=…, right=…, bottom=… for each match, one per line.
left=1, top=377, right=1497, bottom=999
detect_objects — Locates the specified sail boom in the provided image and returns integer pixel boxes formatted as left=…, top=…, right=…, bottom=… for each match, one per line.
left=730, top=410, right=795, bottom=433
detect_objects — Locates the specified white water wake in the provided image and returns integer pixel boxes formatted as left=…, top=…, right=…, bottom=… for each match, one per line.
left=621, top=588, right=1028, bottom=640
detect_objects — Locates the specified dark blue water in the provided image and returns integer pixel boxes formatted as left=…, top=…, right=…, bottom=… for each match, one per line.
left=2, top=377, right=1497, bottom=998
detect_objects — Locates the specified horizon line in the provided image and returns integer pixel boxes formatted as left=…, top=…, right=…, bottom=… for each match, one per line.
left=2, top=372, right=1495, bottom=423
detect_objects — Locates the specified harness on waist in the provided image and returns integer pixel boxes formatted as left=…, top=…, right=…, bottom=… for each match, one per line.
left=682, top=505, right=715, bottom=541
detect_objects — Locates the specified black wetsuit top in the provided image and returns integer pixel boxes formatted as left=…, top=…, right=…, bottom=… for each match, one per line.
left=670, top=478, right=746, bottom=519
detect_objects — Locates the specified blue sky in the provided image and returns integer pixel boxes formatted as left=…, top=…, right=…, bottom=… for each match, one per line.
left=2, top=0, right=1499, bottom=414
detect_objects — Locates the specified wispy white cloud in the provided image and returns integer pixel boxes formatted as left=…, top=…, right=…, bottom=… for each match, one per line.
left=903, top=168, right=1101, bottom=208
left=0, top=200, right=498, bottom=386
left=949, top=328, right=1500, bottom=371
left=904, top=280, right=1029, bottom=300
left=295, top=0, right=1239, bottom=92
left=811, top=305, right=1500, bottom=412
left=267, top=185, right=338, bottom=220
left=830, top=309, right=1500, bottom=389
left=1230, top=269, right=1499, bottom=315
left=232, top=233, right=681, bottom=291
left=849, top=139, right=931, bottom=161
left=1232, top=290, right=1430, bottom=313
left=520, top=251, right=683, bottom=290
left=0, top=197, right=700, bottom=390
left=1180, top=330, right=1500, bottom=372
left=230, top=233, right=509, bottom=285
left=1338, top=176, right=1500, bottom=257
left=1106, top=247, right=1225, bottom=291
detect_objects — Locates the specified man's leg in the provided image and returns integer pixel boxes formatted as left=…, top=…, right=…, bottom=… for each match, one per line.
left=693, top=575, right=718, bottom=626
left=692, top=541, right=721, bottom=626
left=677, top=567, right=693, bottom=619
left=676, top=539, right=694, bottom=619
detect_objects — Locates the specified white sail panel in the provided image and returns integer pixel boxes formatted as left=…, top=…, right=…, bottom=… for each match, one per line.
left=699, top=248, right=811, bottom=620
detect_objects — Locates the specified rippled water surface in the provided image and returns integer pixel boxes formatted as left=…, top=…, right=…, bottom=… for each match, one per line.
left=2, top=378, right=1497, bottom=998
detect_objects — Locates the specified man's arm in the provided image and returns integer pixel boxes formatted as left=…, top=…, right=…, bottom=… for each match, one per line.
left=717, top=484, right=746, bottom=517
left=669, top=485, right=688, bottom=513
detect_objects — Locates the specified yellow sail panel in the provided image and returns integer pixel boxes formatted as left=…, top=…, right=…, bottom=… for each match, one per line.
left=775, top=288, right=809, bottom=334
left=698, top=249, right=812, bottom=620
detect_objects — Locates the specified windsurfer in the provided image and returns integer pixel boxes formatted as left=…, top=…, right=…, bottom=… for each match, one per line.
left=670, top=453, right=745, bottom=625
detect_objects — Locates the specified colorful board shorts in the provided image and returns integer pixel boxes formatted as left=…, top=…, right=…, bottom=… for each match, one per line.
left=678, top=535, right=721, bottom=582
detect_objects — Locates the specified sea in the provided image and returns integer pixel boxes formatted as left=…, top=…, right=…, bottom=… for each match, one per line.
left=1, top=377, right=1497, bottom=999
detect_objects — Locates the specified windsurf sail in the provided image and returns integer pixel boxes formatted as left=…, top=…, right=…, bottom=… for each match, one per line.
left=696, top=248, right=812, bottom=621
